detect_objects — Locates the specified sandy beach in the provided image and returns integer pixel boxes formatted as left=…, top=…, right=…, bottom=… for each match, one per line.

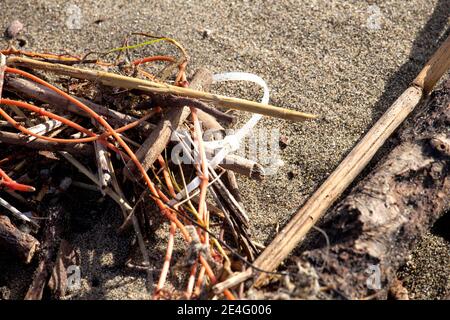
left=0, top=0, right=449, bottom=299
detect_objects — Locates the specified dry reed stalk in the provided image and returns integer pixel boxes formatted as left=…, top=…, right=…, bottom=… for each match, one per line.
left=8, top=56, right=317, bottom=122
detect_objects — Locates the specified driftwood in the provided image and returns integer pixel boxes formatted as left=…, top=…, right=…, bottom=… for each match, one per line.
left=0, top=215, right=39, bottom=263
left=47, top=239, right=78, bottom=299
left=5, top=68, right=265, bottom=180
left=5, top=77, right=155, bottom=134
left=198, top=109, right=226, bottom=134
left=0, top=130, right=93, bottom=155
left=25, top=117, right=65, bottom=142
left=214, top=33, right=450, bottom=293
left=221, top=154, right=265, bottom=181
left=25, top=203, right=65, bottom=300
left=301, top=80, right=450, bottom=299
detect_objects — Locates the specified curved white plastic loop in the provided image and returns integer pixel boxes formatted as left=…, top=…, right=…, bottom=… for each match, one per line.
left=168, top=72, right=270, bottom=205
left=212, top=72, right=270, bottom=104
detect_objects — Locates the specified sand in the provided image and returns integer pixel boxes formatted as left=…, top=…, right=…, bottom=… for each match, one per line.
left=0, top=0, right=448, bottom=299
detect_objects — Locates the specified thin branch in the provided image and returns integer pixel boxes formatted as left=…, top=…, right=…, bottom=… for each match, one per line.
left=5, top=77, right=155, bottom=134
left=0, top=130, right=93, bottom=155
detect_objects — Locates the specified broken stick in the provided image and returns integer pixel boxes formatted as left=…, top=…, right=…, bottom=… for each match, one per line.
left=0, top=215, right=39, bottom=264
left=25, top=203, right=65, bottom=300
left=221, top=154, right=265, bottom=181
left=0, top=130, right=93, bottom=155
left=5, top=77, right=155, bottom=134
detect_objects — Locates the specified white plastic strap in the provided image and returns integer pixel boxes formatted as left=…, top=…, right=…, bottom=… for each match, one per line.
left=212, top=72, right=270, bottom=104
left=168, top=72, right=270, bottom=206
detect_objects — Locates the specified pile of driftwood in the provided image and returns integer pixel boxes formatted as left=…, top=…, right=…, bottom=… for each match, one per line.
left=0, top=34, right=316, bottom=300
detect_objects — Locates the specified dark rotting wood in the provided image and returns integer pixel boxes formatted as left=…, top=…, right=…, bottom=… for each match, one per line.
left=301, top=80, right=450, bottom=299
left=25, top=203, right=65, bottom=300
left=0, top=215, right=39, bottom=264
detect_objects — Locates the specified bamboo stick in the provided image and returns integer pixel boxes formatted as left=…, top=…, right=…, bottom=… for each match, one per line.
left=299, top=97, right=450, bottom=299
left=413, top=35, right=450, bottom=93
left=214, top=34, right=450, bottom=293
left=7, top=56, right=317, bottom=122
